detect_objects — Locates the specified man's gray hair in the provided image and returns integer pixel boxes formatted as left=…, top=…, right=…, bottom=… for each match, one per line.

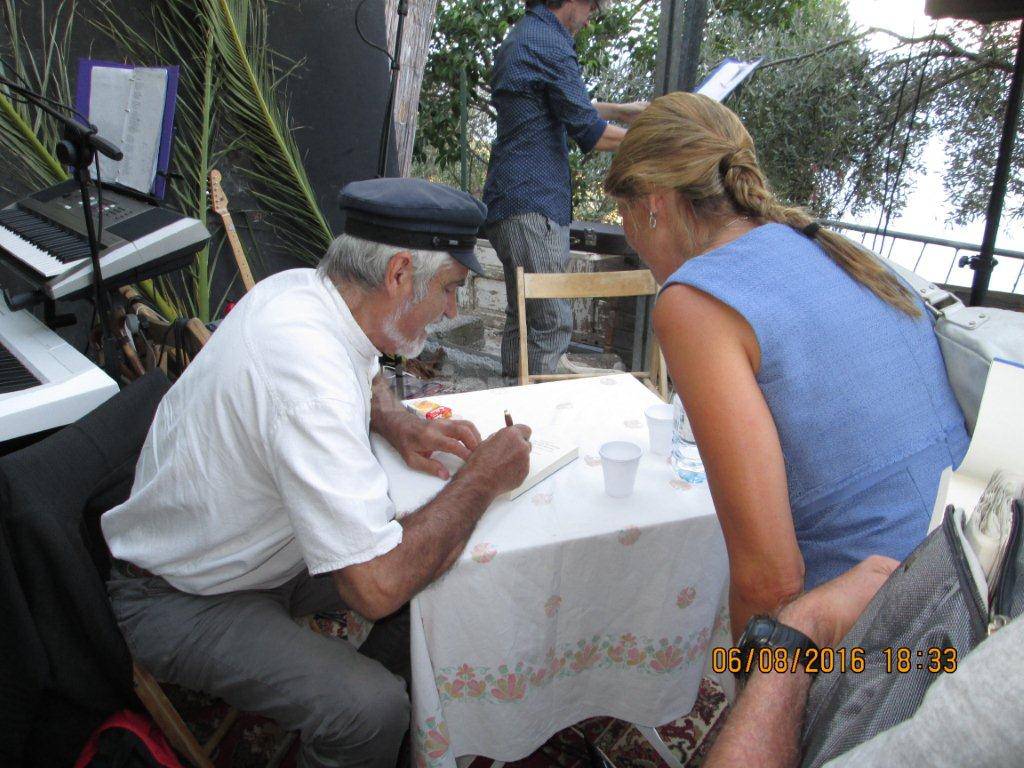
left=318, top=233, right=454, bottom=302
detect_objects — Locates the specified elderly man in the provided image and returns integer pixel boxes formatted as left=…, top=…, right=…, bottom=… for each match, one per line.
left=484, top=0, right=646, bottom=380
left=101, top=179, right=532, bottom=768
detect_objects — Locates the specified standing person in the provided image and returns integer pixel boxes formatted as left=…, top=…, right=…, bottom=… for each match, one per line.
left=101, top=179, right=533, bottom=768
left=484, top=0, right=646, bottom=380
left=603, top=93, right=969, bottom=638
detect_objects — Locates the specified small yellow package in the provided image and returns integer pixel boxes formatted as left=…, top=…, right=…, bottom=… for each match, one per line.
left=407, top=400, right=452, bottom=421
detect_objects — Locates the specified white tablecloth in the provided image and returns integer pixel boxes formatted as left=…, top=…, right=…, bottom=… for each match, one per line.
left=371, top=374, right=729, bottom=767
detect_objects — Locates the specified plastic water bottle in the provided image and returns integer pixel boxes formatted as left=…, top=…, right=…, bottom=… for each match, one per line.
left=671, top=394, right=706, bottom=484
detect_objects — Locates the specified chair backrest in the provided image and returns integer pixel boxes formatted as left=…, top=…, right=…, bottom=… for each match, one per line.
left=515, top=267, right=668, bottom=398
left=521, top=268, right=658, bottom=300
left=0, top=371, right=170, bottom=766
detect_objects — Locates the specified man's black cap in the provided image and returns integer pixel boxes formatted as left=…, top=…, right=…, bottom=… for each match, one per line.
left=339, top=178, right=487, bottom=275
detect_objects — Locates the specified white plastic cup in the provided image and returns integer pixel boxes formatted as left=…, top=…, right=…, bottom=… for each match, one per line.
left=600, top=441, right=643, bottom=498
left=644, top=403, right=674, bottom=456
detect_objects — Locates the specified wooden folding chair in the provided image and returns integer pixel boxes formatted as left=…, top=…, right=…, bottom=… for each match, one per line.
left=133, top=663, right=238, bottom=768
left=515, top=267, right=669, bottom=400
left=119, top=286, right=213, bottom=378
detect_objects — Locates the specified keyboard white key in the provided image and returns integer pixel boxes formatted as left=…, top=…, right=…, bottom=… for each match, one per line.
left=0, top=222, right=85, bottom=278
left=0, top=182, right=210, bottom=302
left=0, top=302, right=117, bottom=442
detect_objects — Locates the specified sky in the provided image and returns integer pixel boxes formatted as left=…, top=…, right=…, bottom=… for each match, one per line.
left=843, top=0, right=1024, bottom=293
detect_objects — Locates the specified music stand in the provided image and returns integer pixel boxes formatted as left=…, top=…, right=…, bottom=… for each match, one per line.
left=0, top=74, right=125, bottom=379
left=694, top=57, right=763, bottom=102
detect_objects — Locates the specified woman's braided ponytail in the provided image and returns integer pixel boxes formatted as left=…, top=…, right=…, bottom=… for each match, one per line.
left=606, top=93, right=920, bottom=317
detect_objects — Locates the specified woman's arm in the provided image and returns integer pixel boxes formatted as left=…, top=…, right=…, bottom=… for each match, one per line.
left=654, top=284, right=805, bottom=638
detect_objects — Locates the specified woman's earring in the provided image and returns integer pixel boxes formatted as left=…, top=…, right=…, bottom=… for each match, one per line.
left=648, top=210, right=657, bottom=229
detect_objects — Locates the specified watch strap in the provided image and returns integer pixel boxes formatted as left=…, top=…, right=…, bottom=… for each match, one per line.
left=769, top=620, right=818, bottom=658
left=736, top=614, right=819, bottom=682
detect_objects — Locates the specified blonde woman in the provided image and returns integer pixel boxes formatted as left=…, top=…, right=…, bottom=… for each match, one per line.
left=604, top=93, right=968, bottom=638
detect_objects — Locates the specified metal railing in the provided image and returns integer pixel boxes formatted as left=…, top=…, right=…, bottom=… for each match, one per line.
left=823, top=219, right=1024, bottom=294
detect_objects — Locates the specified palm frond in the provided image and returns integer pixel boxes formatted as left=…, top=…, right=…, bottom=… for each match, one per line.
left=92, top=0, right=223, bottom=322
left=204, top=0, right=332, bottom=263
left=0, top=1, right=70, bottom=194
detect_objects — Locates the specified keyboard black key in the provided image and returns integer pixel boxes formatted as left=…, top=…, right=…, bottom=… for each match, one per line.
left=0, top=207, right=95, bottom=264
left=0, top=339, right=41, bottom=394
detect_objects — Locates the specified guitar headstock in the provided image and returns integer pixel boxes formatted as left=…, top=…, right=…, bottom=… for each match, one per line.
left=208, top=169, right=229, bottom=216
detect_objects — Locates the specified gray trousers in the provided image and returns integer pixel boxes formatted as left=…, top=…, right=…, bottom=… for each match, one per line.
left=107, top=567, right=410, bottom=768
left=489, top=213, right=573, bottom=380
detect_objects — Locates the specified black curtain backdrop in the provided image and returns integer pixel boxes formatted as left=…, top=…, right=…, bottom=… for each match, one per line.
left=0, top=0, right=397, bottom=343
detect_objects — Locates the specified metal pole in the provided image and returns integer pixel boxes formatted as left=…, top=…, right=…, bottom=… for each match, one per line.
left=654, top=0, right=684, bottom=95
left=678, top=0, right=709, bottom=92
left=654, top=0, right=708, bottom=95
left=970, top=19, right=1024, bottom=306
left=459, top=65, right=469, bottom=191
left=377, top=0, right=409, bottom=178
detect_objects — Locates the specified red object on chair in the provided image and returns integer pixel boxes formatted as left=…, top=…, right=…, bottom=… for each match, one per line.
left=74, top=710, right=184, bottom=768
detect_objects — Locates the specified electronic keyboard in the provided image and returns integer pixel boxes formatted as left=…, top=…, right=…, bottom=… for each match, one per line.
left=0, top=179, right=209, bottom=302
left=569, top=220, right=636, bottom=258
left=0, top=300, right=117, bottom=442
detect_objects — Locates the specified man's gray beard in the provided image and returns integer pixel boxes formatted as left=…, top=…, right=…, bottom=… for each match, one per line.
left=383, top=297, right=430, bottom=359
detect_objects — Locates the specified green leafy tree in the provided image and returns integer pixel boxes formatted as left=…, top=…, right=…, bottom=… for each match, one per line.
left=415, top=0, right=1022, bottom=225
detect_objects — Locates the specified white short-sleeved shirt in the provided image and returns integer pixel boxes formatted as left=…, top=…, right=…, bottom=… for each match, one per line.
left=101, top=269, right=402, bottom=595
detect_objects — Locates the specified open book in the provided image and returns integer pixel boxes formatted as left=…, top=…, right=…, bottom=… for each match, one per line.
left=430, top=429, right=578, bottom=500
left=506, top=435, right=578, bottom=500
left=929, top=358, right=1024, bottom=531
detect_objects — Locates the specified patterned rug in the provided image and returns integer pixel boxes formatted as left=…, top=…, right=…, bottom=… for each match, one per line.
left=161, top=614, right=730, bottom=768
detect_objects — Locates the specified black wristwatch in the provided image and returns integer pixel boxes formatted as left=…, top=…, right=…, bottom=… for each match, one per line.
left=735, top=614, right=819, bottom=683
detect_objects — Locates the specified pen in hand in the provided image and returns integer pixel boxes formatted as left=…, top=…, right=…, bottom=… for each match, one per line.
left=504, top=410, right=513, bottom=428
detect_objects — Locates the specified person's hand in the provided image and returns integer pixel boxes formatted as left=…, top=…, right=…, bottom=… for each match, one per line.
left=616, top=100, right=649, bottom=123
left=459, top=424, right=532, bottom=496
left=778, top=555, right=899, bottom=648
left=390, top=415, right=482, bottom=480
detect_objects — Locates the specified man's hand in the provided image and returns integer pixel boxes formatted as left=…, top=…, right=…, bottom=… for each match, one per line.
left=593, top=100, right=649, bottom=124
left=779, top=555, right=899, bottom=648
left=615, top=100, right=649, bottom=123
left=335, top=423, right=532, bottom=618
left=389, top=415, right=482, bottom=480
left=459, top=424, right=532, bottom=496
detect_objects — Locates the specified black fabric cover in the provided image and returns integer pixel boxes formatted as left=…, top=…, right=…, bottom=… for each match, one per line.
left=0, top=371, right=170, bottom=767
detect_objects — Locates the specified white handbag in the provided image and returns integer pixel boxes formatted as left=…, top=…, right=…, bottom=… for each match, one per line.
left=887, top=261, right=1024, bottom=434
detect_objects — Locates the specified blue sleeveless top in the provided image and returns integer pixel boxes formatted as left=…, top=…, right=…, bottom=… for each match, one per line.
left=663, top=224, right=969, bottom=588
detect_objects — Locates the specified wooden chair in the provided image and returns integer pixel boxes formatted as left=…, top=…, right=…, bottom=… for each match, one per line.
left=515, top=266, right=669, bottom=400
left=133, top=663, right=240, bottom=768
left=119, top=286, right=213, bottom=379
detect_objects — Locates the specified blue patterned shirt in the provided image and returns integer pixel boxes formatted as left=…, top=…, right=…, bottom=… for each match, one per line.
left=482, top=5, right=608, bottom=227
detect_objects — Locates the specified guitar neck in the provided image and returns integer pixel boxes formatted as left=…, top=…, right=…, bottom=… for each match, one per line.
left=216, top=209, right=256, bottom=292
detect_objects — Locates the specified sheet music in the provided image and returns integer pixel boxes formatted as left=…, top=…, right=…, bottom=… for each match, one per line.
left=695, top=58, right=761, bottom=102
left=89, top=67, right=168, bottom=194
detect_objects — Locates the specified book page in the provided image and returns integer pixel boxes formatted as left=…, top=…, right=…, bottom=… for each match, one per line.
left=421, top=430, right=578, bottom=500
left=89, top=66, right=168, bottom=194
left=506, top=436, right=578, bottom=500
left=695, top=59, right=760, bottom=101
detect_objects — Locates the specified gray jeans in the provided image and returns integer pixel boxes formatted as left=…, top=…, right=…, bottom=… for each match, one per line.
left=488, top=213, right=573, bottom=380
left=107, top=567, right=409, bottom=768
